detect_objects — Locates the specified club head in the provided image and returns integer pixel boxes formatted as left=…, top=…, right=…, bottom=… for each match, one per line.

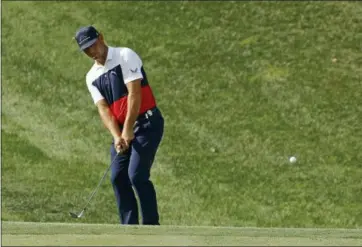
left=69, top=212, right=80, bottom=218
left=69, top=208, right=85, bottom=219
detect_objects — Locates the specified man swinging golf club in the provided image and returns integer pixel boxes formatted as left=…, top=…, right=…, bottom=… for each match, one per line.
left=74, top=25, right=164, bottom=225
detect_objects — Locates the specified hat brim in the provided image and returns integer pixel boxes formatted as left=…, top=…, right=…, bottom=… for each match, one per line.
left=79, top=38, right=97, bottom=51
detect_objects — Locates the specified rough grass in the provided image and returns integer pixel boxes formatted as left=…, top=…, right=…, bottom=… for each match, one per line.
left=2, top=1, right=362, bottom=228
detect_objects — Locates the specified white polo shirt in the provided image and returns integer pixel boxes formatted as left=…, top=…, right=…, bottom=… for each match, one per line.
left=84, top=46, right=157, bottom=124
left=86, top=46, right=144, bottom=105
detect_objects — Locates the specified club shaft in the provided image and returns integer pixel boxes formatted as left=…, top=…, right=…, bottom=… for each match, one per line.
left=80, top=153, right=120, bottom=211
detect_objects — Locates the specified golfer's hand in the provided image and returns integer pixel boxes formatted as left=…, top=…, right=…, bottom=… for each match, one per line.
left=114, top=135, right=126, bottom=154
left=121, top=128, right=135, bottom=151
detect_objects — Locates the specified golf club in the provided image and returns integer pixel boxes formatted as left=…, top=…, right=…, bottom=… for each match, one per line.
left=69, top=151, right=121, bottom=219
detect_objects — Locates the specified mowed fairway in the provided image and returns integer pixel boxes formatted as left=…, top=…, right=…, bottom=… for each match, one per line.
left=2, top=0, right=362, bottom=235
left=2, top=221, right=362, bottom=246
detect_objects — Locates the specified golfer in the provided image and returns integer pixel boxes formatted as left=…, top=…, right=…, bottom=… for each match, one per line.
left=74, top=25, right=164, bottom=225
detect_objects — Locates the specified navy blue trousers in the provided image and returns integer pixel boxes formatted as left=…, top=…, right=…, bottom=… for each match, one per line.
left=110, top=108, right=164, bottom=225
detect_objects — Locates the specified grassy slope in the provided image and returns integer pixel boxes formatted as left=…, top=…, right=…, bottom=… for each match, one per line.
left=2, top=221, right=362, bottom=246
left=2, top=1, right=362, bottom=227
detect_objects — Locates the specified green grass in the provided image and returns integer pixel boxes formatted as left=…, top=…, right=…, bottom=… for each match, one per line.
left=2, top=221, right=362, bottom=246
left=2, top=1, right=362, bottom=229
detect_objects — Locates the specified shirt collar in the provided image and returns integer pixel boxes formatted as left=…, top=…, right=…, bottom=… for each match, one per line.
left=106, top=46, right=113, bottom=61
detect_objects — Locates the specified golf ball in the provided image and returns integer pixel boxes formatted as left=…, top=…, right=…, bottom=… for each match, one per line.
left=289, top=156, right=297, bottom=163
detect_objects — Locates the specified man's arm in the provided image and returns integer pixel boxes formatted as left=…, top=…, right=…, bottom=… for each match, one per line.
left=119, top=47, right=144, bottom=148
left=86, top=76, right=123, bottom=153
left=96, top=99, right=122, bottom=139
left=123, top=79, right=142, bottom=134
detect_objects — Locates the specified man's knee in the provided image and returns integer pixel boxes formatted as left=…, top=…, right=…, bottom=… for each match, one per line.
left=129, top=171, right=149, bottom=187
left=111, top=171, right=129, bottom=187
left=110, top=173, right=118, bottom=185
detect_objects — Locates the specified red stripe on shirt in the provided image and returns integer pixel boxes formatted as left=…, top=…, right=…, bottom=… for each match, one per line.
left=109, top=85, right=157, bottom=124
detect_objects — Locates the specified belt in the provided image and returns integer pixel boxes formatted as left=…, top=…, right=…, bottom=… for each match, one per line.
left=119, top=107, right=159, bottom=129
left=136, top=107, right=159, bottom=123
